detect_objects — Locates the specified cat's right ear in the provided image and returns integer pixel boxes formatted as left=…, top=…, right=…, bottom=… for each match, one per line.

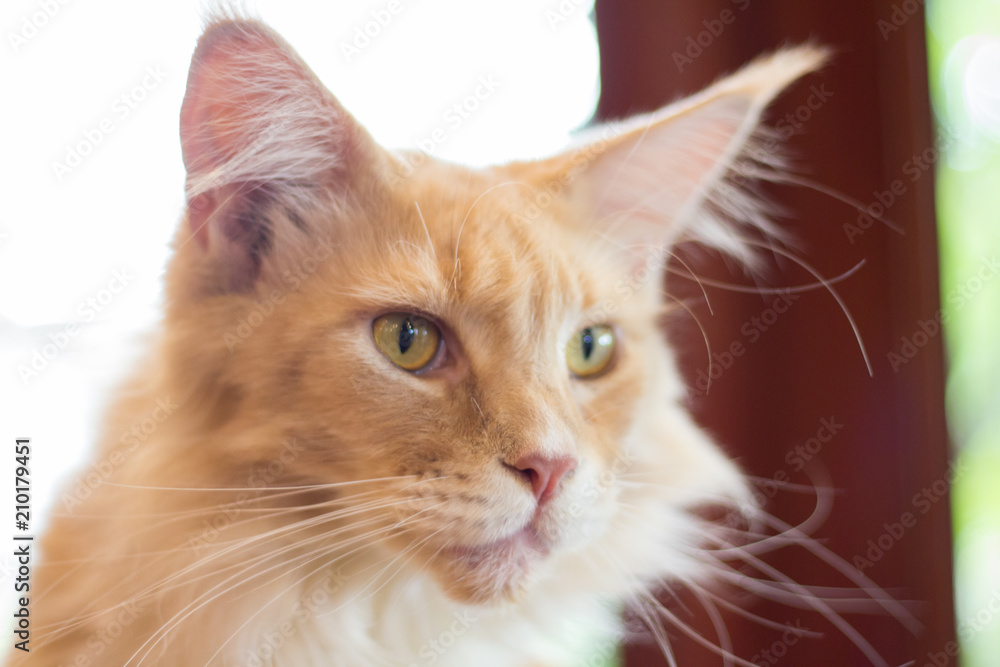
left=179, top=18, right=383, bottom=294
left=537, top=46, right=828, bottom=266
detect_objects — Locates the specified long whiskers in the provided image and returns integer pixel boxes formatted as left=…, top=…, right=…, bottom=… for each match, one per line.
left=33, top=479, right=450, bottom=644
left=199, top=513, right=452, bottom=666
left=126, top=502, right=446, bottom=666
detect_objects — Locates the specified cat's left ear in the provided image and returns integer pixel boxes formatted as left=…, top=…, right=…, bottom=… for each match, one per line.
left=548, top=46, right=829, bottom=263
left=179, top=18, right=387, bottom=293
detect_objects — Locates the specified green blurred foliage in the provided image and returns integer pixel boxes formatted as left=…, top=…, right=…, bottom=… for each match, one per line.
left=927, top=0, right=1000, bottom=664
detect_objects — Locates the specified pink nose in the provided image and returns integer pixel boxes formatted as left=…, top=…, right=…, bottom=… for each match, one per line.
left=507, top=454, right=578, bottom=504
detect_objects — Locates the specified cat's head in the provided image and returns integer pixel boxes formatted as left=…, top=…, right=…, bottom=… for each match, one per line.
left=165, top=18, right=825, bottom=605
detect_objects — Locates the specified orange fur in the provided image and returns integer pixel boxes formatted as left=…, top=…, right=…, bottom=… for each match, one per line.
left=9, top=16, right=830, bottom=667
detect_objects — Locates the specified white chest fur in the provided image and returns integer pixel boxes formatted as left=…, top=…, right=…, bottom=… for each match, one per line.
left=232, top=567, right=619, bottom=667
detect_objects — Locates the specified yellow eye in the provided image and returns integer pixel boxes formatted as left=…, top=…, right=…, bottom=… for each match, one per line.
left=373, top=313, right=441, bottom=371
left=566, top=325, right=616, bottom=378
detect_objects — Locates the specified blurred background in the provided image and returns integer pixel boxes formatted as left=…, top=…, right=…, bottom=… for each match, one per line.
left=1, top=0, right=997, bottom=664
left=929, top=1, right=1000, bottom=665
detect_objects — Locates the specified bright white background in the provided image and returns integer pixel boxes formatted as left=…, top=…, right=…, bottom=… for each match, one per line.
left=0, top=0, right=598, bottom=591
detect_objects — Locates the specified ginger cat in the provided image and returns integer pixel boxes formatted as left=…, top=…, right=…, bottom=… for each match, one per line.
left=11, top=15, right=857, bottom=667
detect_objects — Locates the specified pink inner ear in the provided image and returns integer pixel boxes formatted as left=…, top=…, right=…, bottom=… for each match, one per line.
left=179, top=23, right=279, bottom=176
left=179, top=92, right=232, bottom=177
left=178, top=20, right=357, bottom=209
left=178, top=21, right=328, bottom=253
left=176, top=19, right=380, bottom=292
left=587, top=96, right=753, bottom=236
left=180, top=35, right=261, bottom=251
left=187, top=192, right=216, bottom=249
left=180, top=35, right=255, bottom=251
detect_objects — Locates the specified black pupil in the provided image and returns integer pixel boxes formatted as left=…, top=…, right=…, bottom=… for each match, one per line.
left=398, top=319, right=415, bottom=354
left=581, top=328, right=594, bottom=360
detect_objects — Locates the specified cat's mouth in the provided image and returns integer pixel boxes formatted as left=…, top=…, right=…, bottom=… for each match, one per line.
left=437, top=521, right=553, bottom=602
left=446, top=524, right=550, bottom=567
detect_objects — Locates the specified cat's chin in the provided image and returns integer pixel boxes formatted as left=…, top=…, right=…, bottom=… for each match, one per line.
left=434, top=525, right=552, bottom=604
